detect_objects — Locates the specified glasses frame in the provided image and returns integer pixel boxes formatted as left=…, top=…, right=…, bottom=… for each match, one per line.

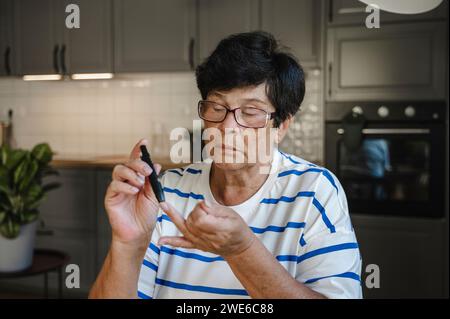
left=197, top=100, right=276, bottom=129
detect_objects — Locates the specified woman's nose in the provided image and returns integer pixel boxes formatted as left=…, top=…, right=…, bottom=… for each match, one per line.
left=219, top=109, right=240, bottom=129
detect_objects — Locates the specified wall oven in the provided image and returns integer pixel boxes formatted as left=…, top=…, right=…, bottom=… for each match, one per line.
left=325, top=101, right=446, bottom=218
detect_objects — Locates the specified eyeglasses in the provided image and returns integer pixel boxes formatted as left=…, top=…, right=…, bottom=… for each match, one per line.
left=198, top=100, right=276, bottom=129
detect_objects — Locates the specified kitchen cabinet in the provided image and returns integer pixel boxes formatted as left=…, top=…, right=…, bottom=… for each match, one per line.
left=0, top=229, right=95, bottom=298
left=0, top=0, right=15, bottom=75
left=352, top=215, right=446, bottom=298
left=14, top=0, right=113, bottom=75
left=326, top=21, right=446, bottom=101
left=114, top=0, right=196, bottom=72
left=39, top=168, right=96, bottom=232
left=260, top=0, right=322, bottom=67
left=327, top=0, right=448, bottom=26
left=0, top=168, right=97, bottom=297
left=14, top=0, right=62, bottom=75
left=35, top=229, right=96, bottom=297
left=37, top=168, right=97, bottom=296
left=62, top=0, right=113, bottom=74
left=197, top=0, right=259, bottom=63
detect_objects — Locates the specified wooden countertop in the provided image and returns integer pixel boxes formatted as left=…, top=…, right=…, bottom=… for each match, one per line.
left=50, top=154, right=189, bottom=170
left=50, top=154, right=323, bottom=170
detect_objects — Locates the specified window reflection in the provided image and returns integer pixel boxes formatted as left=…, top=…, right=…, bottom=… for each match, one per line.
left=339, top=138, right=430, bottom=202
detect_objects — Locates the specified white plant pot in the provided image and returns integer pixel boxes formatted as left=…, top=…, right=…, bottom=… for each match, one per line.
left=0, top=220, right=38, bottom=273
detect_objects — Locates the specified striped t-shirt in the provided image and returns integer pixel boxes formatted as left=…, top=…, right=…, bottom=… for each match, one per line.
left=137, top=149, right=362, bottom=299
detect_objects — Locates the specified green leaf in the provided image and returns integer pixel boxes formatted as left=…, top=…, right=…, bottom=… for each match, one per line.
left=13, top=158, right=29, bottom=186
left=0, top=211, right=5, bottom=223
left=31, top=143, right=53, bottom=165
left=0, top=166, right=9, bottom=186
left=0, top=183, right=11, bottom=196
left=0, top=144, right=9, bottom=166
left=27, top=193, right=46, bottom=210
left=0, top=218, right=20, bottom=239
left=5, top=149, right=27, bottom=170
left=19, top=160, right=39, bottom=192
left=25, top=182, right=42, bottom=202
left=23, top=209, right=39, bottom=223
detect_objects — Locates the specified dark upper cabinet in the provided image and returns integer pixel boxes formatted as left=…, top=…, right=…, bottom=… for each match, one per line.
left=114, top=0, right=196, bottom=72
left=197, top=0, right=259, bottom=63
left=14, top=0, right=113, bottom=75
left=260, top=0, right=322, bottom=67
left=326, top=21, right=447, bottom=101
left=198, top=0, right=322, bottom=67
left=62, top=0, right=113, bottom=74
left=0, top=0, right=15, bottom=75
left=328, top=0, right=448, bottom=25
left=14, top=0, right=62, bottom=75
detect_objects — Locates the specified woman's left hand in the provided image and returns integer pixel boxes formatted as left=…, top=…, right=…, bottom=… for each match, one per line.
left=158, top=201, right=256, bottom=257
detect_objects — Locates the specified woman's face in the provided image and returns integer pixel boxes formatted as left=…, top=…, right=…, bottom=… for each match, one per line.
left=201, top=83, right=290, bottom=172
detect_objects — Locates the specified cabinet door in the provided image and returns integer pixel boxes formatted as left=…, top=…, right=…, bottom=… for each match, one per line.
left=328, top=0, right=448, bottom=25
left=35, top=229, right=96, bottom=297
left=198, top=0, right=259, bottom=62
left=62, top=0, right=113, bottom=74
left=0, top=0, right=15, bottom=75
left=0, top=229, right=95, bottom=298
left=14, top=0, right=63, bottom=75
left=352, top=215, right=446, bottom=298
left=39, top=168, right=96, bottom=232
left=260, top=0, right=322, bottom=67
left=326, top=21, right=446, bottom=101
left=114, top=0, right=196, bottom=72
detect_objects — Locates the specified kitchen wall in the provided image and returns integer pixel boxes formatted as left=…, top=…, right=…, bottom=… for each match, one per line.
left=0, top=70, right=323, bottom=163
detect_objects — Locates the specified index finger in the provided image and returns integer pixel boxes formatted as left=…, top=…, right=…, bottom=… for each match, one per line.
left=130, top=138, right=149, bottom=160
left=160, top=202, right=190, bottom=236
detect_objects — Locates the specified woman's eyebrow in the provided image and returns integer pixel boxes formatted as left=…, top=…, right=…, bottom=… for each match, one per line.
left=240, top=98, right=268, bottom=105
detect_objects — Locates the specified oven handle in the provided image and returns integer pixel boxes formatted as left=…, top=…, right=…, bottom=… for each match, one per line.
left=337, top=128, right=431, bottom=135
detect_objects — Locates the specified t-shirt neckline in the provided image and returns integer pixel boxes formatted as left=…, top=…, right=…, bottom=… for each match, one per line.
left=198, top=150, right=281, bottom=217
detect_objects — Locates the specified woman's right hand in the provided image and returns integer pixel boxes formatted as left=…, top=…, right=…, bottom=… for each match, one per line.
left=104, top=139, right=162, bottom=249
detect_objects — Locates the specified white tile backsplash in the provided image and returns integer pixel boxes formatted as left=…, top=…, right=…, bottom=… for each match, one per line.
left=0, top=70, right=323, bottom=163
left=0, top=72, right=201, bottom=158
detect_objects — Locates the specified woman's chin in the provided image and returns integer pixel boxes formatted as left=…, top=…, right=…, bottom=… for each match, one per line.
left=213, top=160, right=248, bottom=171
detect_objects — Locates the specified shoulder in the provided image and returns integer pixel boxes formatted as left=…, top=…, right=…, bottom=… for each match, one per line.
left=275, top=150, right=348, bottom=215
left=276, top=150, right=339, bottom=192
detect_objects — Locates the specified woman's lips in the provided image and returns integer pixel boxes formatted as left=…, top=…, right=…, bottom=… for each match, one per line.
left=215, top=144, right=244, bottom=155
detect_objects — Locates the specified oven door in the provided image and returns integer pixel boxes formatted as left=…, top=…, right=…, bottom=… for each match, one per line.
left=325, top=123, right=445, bottom=218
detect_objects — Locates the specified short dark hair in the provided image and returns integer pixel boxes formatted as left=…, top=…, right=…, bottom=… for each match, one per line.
left=195, top=31, right=305, bottom=128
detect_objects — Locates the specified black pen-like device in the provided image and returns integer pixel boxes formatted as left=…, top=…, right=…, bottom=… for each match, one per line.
left=140, top=145, right=166, bottom=202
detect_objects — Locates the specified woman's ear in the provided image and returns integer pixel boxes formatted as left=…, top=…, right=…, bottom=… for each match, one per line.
left=275, top=116, right=294, bottom=144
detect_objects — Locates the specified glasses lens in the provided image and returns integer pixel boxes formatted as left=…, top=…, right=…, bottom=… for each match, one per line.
left=199, top=101, right=227, bottom=122
left=236, top=107, right=268, bottom=128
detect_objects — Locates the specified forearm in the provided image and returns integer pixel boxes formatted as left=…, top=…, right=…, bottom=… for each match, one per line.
left=89, top=239, right=148, bottom=299
left=225, top=235, right=325, bottom=299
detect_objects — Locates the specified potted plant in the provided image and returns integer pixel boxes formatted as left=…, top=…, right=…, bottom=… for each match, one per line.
left=0, top=143, right=60, bottom=272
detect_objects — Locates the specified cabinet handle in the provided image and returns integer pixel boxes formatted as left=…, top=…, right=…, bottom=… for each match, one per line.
left=53, top=44, right=60, bottom=74
left=37, top=229, right=55, bottom=236
left=328, top=62, right=332, bottom=97
left=60, top=44, right=67, bottom=75
left=4, top=46, right=11, bottom=75
left=328, top=0, right=333, bottom=22
left=337, top=128, right=431, bottom=135
left=188, top=38, right=195, bottom=70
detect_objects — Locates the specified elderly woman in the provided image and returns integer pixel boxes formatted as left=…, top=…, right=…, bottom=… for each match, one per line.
left=89, top=32, right=362, bottom=299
